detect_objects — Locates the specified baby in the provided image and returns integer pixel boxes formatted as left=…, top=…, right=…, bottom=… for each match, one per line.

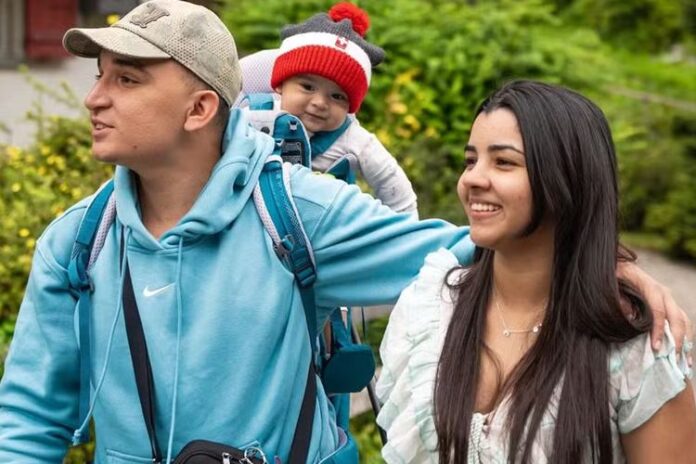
left=247, top=3, right=418, bottom=215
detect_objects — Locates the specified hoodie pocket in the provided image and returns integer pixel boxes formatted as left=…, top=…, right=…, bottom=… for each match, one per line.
left=106, top=448, right=154, bottom=464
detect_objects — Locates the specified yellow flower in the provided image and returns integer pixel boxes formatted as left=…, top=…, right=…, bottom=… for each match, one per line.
left=40, top=145, right=51, bottom=156
left=106, top=14, right=120, bottom=25
left=26, top=238, right=36, bottom=250
left=18, top=228, right=30, bottom=238
left=390, top=102, right=408, bottom=115
left=376, top=129, right=391, bottom=146
left=11, top=183, right=21, bottom=193
left=394, top=69, right=419, bottom=86
left=404, top=114, right=421, bottom=130
left=7, top=146, right=21, bottom=160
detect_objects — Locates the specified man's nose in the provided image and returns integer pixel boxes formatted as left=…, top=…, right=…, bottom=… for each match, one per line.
left=84, top=78, right=110, bottom=112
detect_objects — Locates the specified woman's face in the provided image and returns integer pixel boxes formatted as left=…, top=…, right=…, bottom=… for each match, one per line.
left=457, top=108, right=549, bottom=251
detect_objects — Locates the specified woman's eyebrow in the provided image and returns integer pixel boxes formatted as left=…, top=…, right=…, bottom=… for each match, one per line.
left=489, top=144, right=524, bottom=155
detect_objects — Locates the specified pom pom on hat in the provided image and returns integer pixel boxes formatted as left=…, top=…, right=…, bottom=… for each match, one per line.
left=329, top=2, right=370, bottom=37
left=271, top=2, right=385, bottom=113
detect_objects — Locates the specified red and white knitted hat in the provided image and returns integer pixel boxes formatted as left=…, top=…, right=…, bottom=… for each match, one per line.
left=271, top=2, right=385, bottom=113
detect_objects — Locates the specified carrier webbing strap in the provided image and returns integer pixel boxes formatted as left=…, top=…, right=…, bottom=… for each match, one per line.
left=67, top=179, right=114, bottom=444
left=310, top=117, right=352, bottom=157
left=257, top=160, right=317, bottom=343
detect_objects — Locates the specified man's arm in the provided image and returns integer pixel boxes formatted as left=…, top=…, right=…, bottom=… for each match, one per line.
left=618, top=261, right=694, bottom=357
left=290, top=165, right=472, bottom=312
left=0, top=228, right=82, bottom=460
left=621, top=382, right=696, bottom=463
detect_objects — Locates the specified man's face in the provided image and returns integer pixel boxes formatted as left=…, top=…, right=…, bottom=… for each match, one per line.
left=276, top=74, right=350, bottom=134
left=84, top=50, right=196, bottom=169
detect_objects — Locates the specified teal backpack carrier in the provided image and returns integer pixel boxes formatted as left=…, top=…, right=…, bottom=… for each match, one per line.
left=67, top=132, right=379, bottom=462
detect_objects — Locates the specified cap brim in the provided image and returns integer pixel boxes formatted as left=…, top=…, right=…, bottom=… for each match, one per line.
left=63, top=26, right=170, bottom=60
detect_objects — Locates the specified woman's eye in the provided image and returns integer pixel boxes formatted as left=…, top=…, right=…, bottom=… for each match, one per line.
left=464, top=157, right=477, bottom=168
left=496, top=158, right=515, bottom=167
left=94, top=73, right=103, bottom=81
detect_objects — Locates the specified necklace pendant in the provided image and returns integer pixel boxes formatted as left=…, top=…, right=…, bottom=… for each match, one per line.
left=503, top=329, right=511, bottom=337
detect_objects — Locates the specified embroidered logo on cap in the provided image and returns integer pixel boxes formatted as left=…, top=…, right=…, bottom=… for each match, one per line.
left=334, top=36, right=348, bottom=50
left=130, top=3, right=170, bottom=28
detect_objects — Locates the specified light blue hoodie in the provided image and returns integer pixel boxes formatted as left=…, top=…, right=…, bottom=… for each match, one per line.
left=0, top=110, right=473, bottom=463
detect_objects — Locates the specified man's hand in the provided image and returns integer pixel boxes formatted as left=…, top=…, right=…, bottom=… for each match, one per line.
left=618, top=260, right=694, bottom=365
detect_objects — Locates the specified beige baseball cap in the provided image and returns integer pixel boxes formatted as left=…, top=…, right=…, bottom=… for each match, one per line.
left=63, top=0, right=241, bottom=106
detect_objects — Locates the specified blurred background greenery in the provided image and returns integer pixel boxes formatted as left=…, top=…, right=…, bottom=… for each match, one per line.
left=0, top=0, right=694, bottom=462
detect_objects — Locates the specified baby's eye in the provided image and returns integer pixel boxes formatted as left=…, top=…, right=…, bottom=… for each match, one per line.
left=94, top=73, right=103, bottom=81
left=300, top=82, right=314, bottom=91
left=332, top=93, right=347, bottom=101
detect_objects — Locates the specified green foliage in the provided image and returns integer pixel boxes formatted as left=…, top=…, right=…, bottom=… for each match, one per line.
left=558, top=0, right=690, bottom=52
left=0, top=90, right=111, bottom=370
left=644, top=114, right=696, bottom=258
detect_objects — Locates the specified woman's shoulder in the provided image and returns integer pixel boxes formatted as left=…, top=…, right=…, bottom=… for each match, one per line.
left=375, top=249, right=464, bottom=463
left=608, top=324, right=691, bottom=434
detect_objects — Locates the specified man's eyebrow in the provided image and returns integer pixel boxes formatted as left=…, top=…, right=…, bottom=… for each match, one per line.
left=112, top=57, right=146, bottom=70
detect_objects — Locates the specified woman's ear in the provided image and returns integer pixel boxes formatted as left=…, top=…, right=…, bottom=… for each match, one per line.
left=183, top=90, right=220, bottom=132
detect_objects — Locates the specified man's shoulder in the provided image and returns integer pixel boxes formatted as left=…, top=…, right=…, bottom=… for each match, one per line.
left=36, top=194, right=99, bottom=270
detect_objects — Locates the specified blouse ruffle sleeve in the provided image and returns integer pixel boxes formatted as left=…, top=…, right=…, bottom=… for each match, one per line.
left=376, top=248, right=461, bottom=464
left=609, top=324, right=691, bottom=434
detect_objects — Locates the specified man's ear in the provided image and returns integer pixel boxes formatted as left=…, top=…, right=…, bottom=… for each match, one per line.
left=183, top=90, right=219, bottom=132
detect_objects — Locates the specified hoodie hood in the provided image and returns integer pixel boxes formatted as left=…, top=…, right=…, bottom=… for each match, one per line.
left=114, top=109, right=275, bottom=250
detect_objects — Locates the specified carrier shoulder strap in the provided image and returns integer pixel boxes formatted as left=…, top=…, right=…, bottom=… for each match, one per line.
left=252, top=155, right=317, bottom=342
left=67, top=179, right=116, bottom=444
left=252, top=155, right=318, bottom=463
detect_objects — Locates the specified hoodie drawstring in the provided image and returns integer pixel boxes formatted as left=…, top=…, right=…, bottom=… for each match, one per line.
left=164, top=237, right=185, bottom=463
left=73, top=226, right=132, bottom=444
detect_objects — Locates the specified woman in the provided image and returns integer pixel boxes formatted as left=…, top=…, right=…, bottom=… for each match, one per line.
left=376, top=80, right=696, bottom=463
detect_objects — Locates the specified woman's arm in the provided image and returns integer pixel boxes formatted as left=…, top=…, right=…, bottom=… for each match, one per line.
left=621, top=382, right=696, bottom=463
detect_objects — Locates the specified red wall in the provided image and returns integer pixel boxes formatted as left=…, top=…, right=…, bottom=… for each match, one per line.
left=25, top=0, right=77, bottom=59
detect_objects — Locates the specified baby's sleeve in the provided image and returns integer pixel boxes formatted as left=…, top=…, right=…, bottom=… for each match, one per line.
left=354, top=127, right=419, bottom=216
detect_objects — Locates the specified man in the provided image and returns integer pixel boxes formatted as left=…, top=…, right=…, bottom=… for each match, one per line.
left=0, top=1, right=690, bottom=462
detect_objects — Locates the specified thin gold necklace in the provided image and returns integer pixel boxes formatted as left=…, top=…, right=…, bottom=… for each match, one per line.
left=494, top=292, right=545, bottom=337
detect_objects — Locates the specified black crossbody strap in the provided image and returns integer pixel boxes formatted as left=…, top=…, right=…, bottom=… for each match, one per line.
left=122, top=257, right=315, bottom=463
left=287, top=359, right=316, bottom=464
left=123, top=262, right=164, bottom=463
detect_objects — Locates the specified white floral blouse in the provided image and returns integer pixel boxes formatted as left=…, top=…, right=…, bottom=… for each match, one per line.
left=376, top=249, right=692, bottom=464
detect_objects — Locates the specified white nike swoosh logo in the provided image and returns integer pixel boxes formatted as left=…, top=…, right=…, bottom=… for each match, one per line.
left=143, top=283, right=175, bottom=298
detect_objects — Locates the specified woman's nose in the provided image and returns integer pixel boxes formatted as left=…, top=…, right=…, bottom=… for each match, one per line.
left=462, top=160, right=491, bottom=189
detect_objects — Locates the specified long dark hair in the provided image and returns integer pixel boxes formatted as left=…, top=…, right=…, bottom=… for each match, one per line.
left=434, top=80, right=652, bottom=463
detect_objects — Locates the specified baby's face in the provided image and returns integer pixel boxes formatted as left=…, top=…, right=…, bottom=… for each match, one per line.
left=276, top=74, right=350, bottom=134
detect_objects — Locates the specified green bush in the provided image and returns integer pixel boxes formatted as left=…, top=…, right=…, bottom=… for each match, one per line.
left=559, top=0, right=689, bottom=52
left=0, top=117, right=111, bottom=371
left=0, top=85, right=108, bottom=462
left=645, top=113, right=696, bottom=258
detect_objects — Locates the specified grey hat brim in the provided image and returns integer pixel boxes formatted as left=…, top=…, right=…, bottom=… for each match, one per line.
left=63, top=26, right=171, bottom=60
